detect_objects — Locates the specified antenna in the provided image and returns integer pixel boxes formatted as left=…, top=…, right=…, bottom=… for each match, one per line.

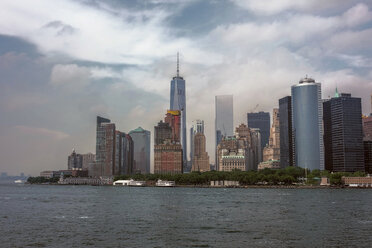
left=177, top=52, right=179, bottom=77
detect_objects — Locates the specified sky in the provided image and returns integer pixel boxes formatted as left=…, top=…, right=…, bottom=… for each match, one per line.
left=1, top=0, right=372, bottom=176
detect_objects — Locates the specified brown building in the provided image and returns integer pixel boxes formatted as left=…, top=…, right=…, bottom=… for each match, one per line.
left=216, top=124, right=261, bottom=171
left=192, top=133, right=210, bottom=172
left=81, top=152, right=95, bottom=170
left=154, top=121, right=172, bottom=145
left=263, top=108, right=280, bottom=162
left=164, top=110, right=181, bottom=143
left=363, top=116, right=372, bottom=141
left=154, top=111, right=183, bottom=174
left=93, top=116, right=133, bottom=177
left=154, top=143, right=183, bottom=174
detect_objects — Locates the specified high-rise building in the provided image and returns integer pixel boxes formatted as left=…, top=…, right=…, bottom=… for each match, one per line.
left=323, top=93, right=364, bottom=172
left=154, top=121, right=172, bottom=145
left=122, top=134, right=134, bottom=175
left=129, top=127, right=151, bottom=174
left=170, top=53, right=187, bottom=170
left=262, top=108, right=280, bottom=164
left=247, top=111, right=270, bottom=150
left=291, top=77, right=324, bottom=170
left=215, top=95, right=234, bottom=145
left=191, top=132, right=210, bottom=172
left=154, top=111, right=183, bottom=174
left=279, top=96, right=293, bottom=168
left=190, top=120, right=204, bottom=163
left=215, top=95, right=233, bottom=168
left=364, top=141, right=372, bottom=174
left=92, top=116, right=133, bottom=177
left=216, top=124, right=260, bottom=171
left=68, top=149, right=83, bottom=170
left=164, top=110, right=181, bottom=143
left=81, top=153, right=95, bottom=170
left=363, top=116, right=372, bottom=140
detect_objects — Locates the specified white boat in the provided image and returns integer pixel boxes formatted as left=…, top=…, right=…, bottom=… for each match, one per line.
left=14, top=179, right=25, bottom=184
left=156, top=180, right=175, bottom=187
left=113, top=179, right=146, bottom=186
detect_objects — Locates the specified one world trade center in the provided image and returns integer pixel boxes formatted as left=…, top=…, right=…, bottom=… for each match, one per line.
left=170, top=53, right=187, bottom=171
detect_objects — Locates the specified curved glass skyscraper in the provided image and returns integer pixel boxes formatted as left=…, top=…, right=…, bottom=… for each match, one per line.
left=170, top=54, right=187, bottom=170
left=291, top=77, right=324, bottom=171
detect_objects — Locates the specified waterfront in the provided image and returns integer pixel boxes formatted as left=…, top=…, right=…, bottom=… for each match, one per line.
left=1, top=184, right=372, bottom=247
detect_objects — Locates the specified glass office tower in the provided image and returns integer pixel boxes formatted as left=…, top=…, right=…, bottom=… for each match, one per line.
left=279, top=96, right=293, bottom=168
left=323, top=93, right=364, bottom=172
left=247, top=112, right=270, bottom=150
left=129, top=127, right=151, bottom=174
left=170, top=55, right=187, bottom=171
left=291, top=77, right=324, bottom=171
left=215, top=95, right=234, bottom=146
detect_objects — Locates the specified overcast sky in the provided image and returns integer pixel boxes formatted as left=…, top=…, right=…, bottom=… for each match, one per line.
left=1, top=0, right=372, bottom=175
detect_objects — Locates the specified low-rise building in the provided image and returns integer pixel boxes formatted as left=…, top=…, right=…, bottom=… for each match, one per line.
left=210, top=180, right=240, bottom=187
left=342, top=176, right=372, bottom=187
left=258, top=160, right=281, bottom=170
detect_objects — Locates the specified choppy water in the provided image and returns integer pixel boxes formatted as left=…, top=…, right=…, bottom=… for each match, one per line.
left=1, top=184, right=372, bottom=247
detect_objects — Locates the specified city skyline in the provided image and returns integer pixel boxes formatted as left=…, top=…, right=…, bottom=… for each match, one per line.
left=1, top=0, right=372, bottom=175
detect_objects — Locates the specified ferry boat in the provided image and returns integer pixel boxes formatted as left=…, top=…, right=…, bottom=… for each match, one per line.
left=155, top=180, right=175, bottom=187
left=14, top=179, right=25, bottom=184
left=113, top=179, right=146, bottom=186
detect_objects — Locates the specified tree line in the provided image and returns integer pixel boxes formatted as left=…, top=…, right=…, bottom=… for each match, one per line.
left=115, top=167, right=367, bottom=186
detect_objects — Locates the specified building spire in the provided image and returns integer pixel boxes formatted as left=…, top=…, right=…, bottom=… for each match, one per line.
left=334, top=84, right=339, bottom=98
left=177, top=52, right=179, bottom=77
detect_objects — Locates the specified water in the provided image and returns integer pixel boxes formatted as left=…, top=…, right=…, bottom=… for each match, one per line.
left=1, top=184, right=372, bottom=247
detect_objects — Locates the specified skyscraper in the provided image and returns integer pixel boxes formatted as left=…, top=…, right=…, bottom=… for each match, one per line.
left=291, top=77, right=324, bottom=170
left=215, top=95, right=233, bottom=169
left=215, top=95, right=233, bottom=145
left=191, top=132, right=210, bottom=172
left=247, top=111, right=270, bottom=150
left=279, top=96, right=293, bottom=168
left=190, top=120, right=204, bottom=163
left=170, top=53, right=187, bottom=170
left=323, top=93, right=364, bottom=172
left=68, top=149, right=83, bottom=170
left=262, top=108, right=280, bottom=162
left=92, top=116, right=133, bottom=177
left=129, top=127, right=151, bottom=174
left=154, top=111, right=183, bottom=174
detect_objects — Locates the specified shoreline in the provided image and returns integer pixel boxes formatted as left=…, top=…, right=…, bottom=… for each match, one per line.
left=22, top=183, right=372, bottom=189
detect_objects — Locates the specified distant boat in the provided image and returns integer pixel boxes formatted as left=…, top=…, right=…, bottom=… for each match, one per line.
left=156, top=180, right=175, bottom=187
left=14, top=179, right=25, bottom=184
left=113, top=179, right=146, bottom=186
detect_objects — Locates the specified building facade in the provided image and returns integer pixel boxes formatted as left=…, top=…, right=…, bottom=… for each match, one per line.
left=216, top=124, right=260, bottom=171
left=323, top=93, right=364, bottom=172
left=363, top=116, right=372, bottom=140
left=129, top=127, right=151, bottom=174
left=191, top=132, right=210, bottom=172
left=190, top=119, right=205, bottom=163
left=68, top=149, right=83, bottom=170
left=170, top=55, right=187, bottom=171
left=291, top=77, right=324, bottom=170
left=81, top=153, right=95, bottom=170
left=154, top=111, right=183, bottom=174
left=279, top=96, right=293, bottom=168
left=263, top=108, right=280, bottom=162
left=364, top=141, right=372, bottom=174
left=93, top=116, right=133, bottom=177
left=215, top=95, right=233, bottom=168
left=247, top=111, right=270, bottom=150
left=154, top=144, right=183, bottom=174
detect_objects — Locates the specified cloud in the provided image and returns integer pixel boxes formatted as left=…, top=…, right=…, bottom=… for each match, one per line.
left=50, top=64, right=91, bottom=89
left=3, top=93, right=48, bottom=111
left=230, top=0, right=360, bottom=15
left=42, top=20, right=77, bottom=36
left=14, top=125, right=70, bottom=140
